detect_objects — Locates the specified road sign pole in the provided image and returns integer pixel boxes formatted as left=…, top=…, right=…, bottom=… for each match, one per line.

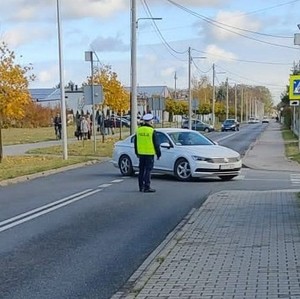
left=298, top=106, right=300, bottom=151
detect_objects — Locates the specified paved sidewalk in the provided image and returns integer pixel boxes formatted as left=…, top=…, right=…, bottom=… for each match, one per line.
left=242, top=121, right=300, bottom=172
left=112, top=122, right=300, bottom=299
left=3, top=140, right=64, bottom=156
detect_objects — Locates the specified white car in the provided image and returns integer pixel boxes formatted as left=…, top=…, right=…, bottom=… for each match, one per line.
left=262, top=116, right=270, bottom=123
left=111, top=128, right=242, bottom=181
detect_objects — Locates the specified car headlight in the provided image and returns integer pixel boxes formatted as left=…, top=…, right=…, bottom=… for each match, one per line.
left=192, top=155, right=214, bottom=162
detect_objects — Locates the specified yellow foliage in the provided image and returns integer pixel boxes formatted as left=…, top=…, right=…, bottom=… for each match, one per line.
left=0, top=42, right=34, bottom=124
left=86, top=64, right=129, bottom=113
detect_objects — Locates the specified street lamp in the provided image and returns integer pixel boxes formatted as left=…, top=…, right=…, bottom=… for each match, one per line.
left=56, top=0, right=68, bottom=160
left=212, top=64, right=225, bottom=127
left=130, top=0, right=162, bottom=134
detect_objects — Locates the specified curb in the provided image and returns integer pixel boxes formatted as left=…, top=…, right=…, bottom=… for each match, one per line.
left=0, top=158, right=110, bottom=187
left=111, top=207, right=202, bottom=299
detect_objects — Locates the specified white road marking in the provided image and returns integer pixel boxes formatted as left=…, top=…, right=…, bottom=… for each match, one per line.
left=290, top=174, right=300, bottom=185
left=111, top=179, right=124, bottom=183
left=98, top=183, right=112, bottom=188
left=0, top=189, right=102, bottom=233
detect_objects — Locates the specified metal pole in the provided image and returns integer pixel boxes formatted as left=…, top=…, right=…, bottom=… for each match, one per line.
left=130, top=0, right=138, bottom=135
left=234, top=84, right=237, bottom=120
left=298, top=106, right=300, bottom=150
left=226, top=77, right=229, bottom=119
left=241, top=87, right=244, bottom=123
left=56, top=0, right=68, bottom=160
left=174, top=72, right=177, bottom=99
left=188, top=47, right=192, bottom=129
left=212, top=63, right=215, bottom=127
left=91, top=55, right=96, bottom=152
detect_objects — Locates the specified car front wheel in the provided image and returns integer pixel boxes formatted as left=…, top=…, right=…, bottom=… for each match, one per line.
left=119, top=155, right=134, bottom=176
left=174, top=158, right=192, bottom=181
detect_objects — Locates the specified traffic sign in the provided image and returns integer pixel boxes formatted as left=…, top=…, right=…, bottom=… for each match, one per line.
left=289, top=75, right=300, bottom=100
left=290, top=100, right=299, bottom=106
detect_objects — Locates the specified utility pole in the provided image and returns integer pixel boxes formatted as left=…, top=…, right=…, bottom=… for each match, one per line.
left=174, top=72, right=177, bottom=99
left=240, top=87, right=244, bottom=123
left=212, top=63, right=215, bottom=127
left=130, top=0, right=137, bottom=135
left=226, top=77, right=229, bottom=119
left=234, top=84, right=237, bottom=120
left=188, top=47, right=192, bottom=129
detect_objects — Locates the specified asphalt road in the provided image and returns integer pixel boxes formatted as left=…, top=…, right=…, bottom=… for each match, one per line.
left=0, top=123, right=296, bottom=299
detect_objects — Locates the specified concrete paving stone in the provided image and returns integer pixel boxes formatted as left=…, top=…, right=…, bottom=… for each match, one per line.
left=118, top=190, right=300, bottom=299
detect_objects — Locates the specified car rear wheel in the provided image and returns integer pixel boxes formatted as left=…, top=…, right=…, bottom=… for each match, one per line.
left=174, top=158, right=192, bottom=181
left=219, top=175, right=236, bottom=181
left=119, top=155, right=134, bottom=176
left=204, top=128, right=210, bottom=133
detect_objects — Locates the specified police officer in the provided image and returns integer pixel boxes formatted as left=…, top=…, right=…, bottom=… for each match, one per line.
left=134, top=113, right=161, bottom=193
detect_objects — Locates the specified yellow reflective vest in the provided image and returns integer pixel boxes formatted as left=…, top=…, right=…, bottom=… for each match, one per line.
left=136, top=126, right=156, bottom=155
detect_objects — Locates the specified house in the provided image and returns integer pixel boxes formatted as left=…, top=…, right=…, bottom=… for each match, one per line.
left=125, top=85, right=171, bottom=117
left=29, top=87, right=85, bottom=114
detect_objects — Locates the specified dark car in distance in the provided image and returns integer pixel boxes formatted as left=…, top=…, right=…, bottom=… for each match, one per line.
left=221, top=119, right=240, bottom=132
left=181, top=119, right=215, bottom=133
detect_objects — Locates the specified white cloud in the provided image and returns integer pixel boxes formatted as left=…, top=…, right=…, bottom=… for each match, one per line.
left=161, top=67, right=176, bottom=78
left=3, top=26, right=53, bottom=48
left=38, top=65, right=59, bottom=85
left=152, top=0, right=226, bottom=6
left=90, top=35, right=129, bottom=52
left=205, top=44, right=237, bottom=62
left=64, top=0, right=128, bottom=19
left=211, top=10, right=261, bottom=40
left=1, top=0, right=128, bottom=22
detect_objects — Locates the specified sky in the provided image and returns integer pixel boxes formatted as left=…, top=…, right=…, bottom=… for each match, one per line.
left=1, top=0, right=300, bottom=105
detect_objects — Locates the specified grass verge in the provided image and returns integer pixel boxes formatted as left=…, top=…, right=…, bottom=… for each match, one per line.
left=282, top=128, right=300, bottom=163
left=1, top=129, right=124, bottom=181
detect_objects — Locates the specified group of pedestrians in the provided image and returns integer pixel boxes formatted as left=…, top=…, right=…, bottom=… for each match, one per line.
left=97, top=115, right=116, bottom=135
left=75, top=114, right=92, bottom=140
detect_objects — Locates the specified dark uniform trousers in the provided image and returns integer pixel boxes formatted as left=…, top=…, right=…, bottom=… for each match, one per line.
left=138, top=155, right=154, bottom=190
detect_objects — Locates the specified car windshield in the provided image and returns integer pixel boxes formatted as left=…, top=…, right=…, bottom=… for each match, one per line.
left=168, top=131, right=214, bottom=146
left=224, top=119, right=235, bottom=124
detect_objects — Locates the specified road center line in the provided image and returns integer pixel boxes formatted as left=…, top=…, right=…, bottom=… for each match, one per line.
left=0, top=189, right=101, bottom=233
left=98, top=183, right=112, bottom=188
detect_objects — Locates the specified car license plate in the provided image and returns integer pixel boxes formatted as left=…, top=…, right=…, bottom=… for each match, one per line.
left=220, top=164, right=234, bottom=170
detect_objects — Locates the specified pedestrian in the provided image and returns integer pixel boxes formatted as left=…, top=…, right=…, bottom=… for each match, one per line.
left=80, top=116, right=90, bottom=140
left=134, top=113, right=161, bottom=193
left=53, top=113, right=62, bottom=139
left=75, top=114, right=82, bottom=140
left=110, top=117, right=116, bottom=135
left=104, top=117, right=110, bottom=135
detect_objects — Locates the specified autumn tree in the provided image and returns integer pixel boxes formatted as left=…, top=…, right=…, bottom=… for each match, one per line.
left=87, top=64, right=129, bottom=114
left=0, top=42, right=35, bottom=162
left=165, top=98, right=188, bottom=119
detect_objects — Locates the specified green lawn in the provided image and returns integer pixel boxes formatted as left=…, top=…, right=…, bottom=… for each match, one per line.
left=2, top=126, right=76, bottom=145
left=1, top=126, right=129, bottom=182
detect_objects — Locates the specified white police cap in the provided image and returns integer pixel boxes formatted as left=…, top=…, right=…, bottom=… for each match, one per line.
left=142, top=113, right=154, bottom=121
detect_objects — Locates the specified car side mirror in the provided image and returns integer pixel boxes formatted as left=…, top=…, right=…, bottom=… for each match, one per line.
left=160, top=142, right=172, bottom=149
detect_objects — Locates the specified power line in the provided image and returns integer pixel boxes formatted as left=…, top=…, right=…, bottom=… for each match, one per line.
left=192, top=48, right=292, bottom=66
left=141, top=0, right=187, bottom=57
left=166, top=0, right=299, bottom=50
